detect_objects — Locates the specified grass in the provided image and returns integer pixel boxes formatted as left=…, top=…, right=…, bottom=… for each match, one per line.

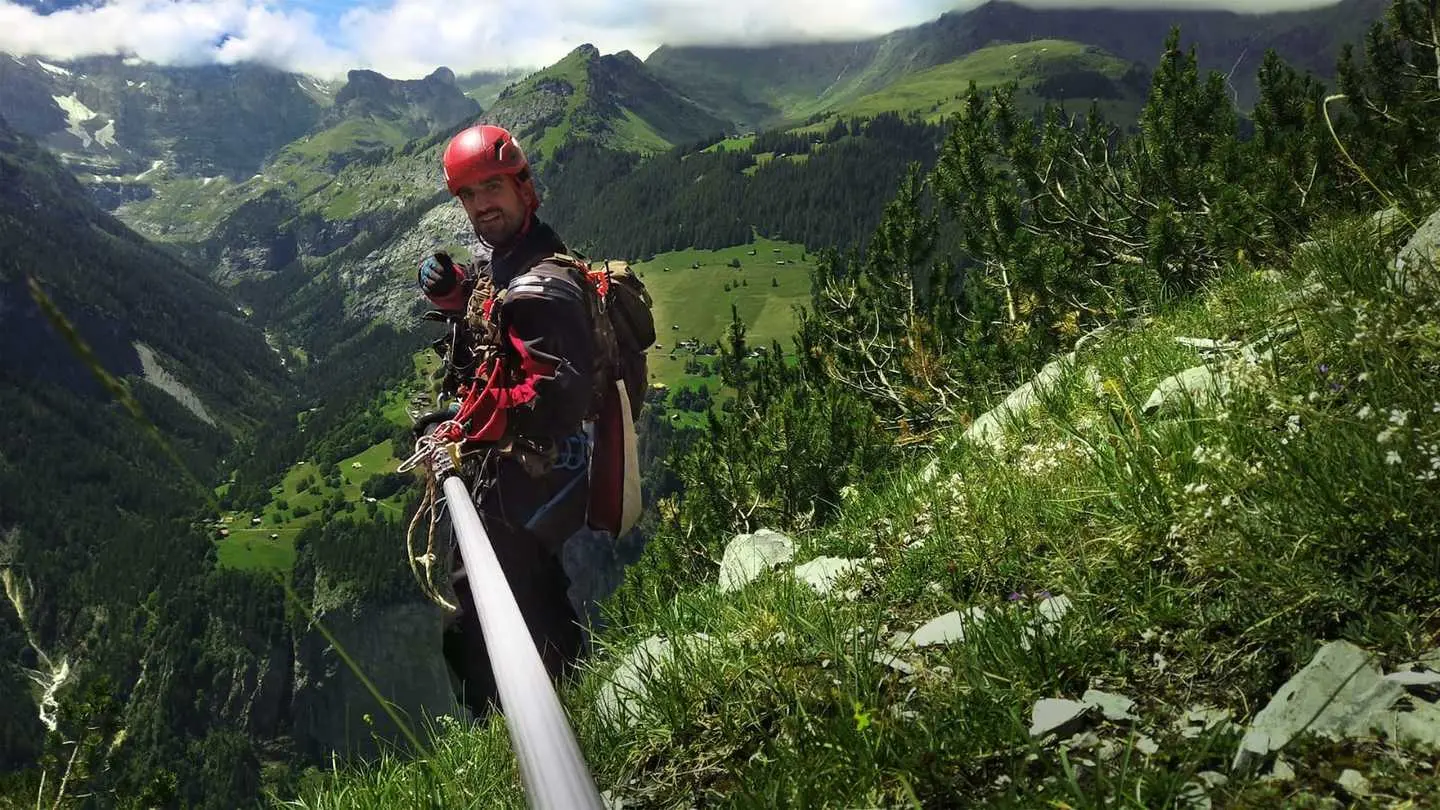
left=283, top=219, right=1440, bottom=808
left=608, top=108, right=675, bottom=155
left=703, top=135, right=756, bottom=153
left=631, top=237, right=814, bottom=388
left=793, top=40, right=1145, bottom=133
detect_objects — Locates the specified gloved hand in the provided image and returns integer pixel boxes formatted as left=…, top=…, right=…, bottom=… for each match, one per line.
left=418, top=252, right=462, bottom=296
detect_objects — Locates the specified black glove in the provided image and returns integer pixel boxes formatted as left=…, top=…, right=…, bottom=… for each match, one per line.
left=418, top=252, right=460, bottom=296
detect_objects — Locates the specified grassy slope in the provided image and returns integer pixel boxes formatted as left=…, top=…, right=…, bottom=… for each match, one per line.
left=837, top=40, right=1132, bottom=120
left=633, top=238, right=814, bottom=390
left=285, top=219, right=1440, bottom=807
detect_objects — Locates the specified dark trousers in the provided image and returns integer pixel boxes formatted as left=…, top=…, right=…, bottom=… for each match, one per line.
left=441, top=458, right=589, bottom=718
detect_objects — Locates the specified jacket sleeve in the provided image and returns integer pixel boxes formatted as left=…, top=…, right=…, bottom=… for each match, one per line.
left=498, top=266, right=595, bottom=438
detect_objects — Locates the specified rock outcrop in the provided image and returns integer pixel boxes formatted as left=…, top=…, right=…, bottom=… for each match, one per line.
left=290, top=598, right=461, bottom=761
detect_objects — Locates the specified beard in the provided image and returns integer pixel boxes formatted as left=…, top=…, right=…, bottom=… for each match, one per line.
left=472, top=206, right=524, bottom=247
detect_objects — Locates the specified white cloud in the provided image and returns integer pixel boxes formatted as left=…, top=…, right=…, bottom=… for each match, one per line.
left=0, top=0, right=1345, bottom=80
left=0, top=0, right=350, bottom=72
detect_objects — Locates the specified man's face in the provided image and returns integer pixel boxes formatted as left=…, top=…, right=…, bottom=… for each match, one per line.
left=457, top=175, right=527, bottom=246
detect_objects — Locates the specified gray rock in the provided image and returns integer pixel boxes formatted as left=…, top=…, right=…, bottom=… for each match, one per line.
left=892, top=606, right=989, bottom=648
left=1179, top=706, right=1234, bottom=739
left=1197, top=771, right=1228, bottom=789
left=718, top=529, right=795, bottom=593
left=964, top=353, right=1077, bottom=449
left=1337, top=768, right=1371, bottom=798
left=1233, top=640, right=1404, bottom=772
left=1174, top=337, right=1240, bottom=352
left=1384, top=670, right=1440, bottom=700
left=290, top=600, right=461, bottom=761
left=595, top=633, right=713, bottom=728
left=1178, top=781, right=1212, bottom=810
left=1397, top=647, right=1440, bottom=672
left=1074, top=326, right=1108, bottom=358
left=1372, top=696, right=1440, bottom=749
left=1081, top=689, right=1139, bottom=723
left=1371, top=205, right=1408, bottom=241
left=791, top=556, right=865, bottom=596
left=1035, top=594, right=1072, bottom=628
left=1143, top=365, right=1229, bottom=415
left=1394, top=207, right=1440, bottom=293
left=1266, top=758, right=1296, bottom=782
left=871, top=651, right=916, bottom=675
left=1029, top=698, right=1094, bottom=739
left=562, top=527, right=627, bottom=637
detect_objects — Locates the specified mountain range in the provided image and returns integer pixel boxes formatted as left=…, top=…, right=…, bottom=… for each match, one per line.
left=0, top=0, right=1389, bottom=378
left=647, top=0, right=1387, bottom=128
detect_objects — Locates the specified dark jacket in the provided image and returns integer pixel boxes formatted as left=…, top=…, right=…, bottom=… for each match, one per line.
left=424, top=217, right=595, bottom=550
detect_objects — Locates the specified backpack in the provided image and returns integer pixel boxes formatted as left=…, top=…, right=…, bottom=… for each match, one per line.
left=550, top=254, right=656, bottom=417
left=547, top=254, right=656, bottom=537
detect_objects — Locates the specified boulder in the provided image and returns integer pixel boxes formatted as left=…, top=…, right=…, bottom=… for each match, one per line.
left=290, top=600, right=461, bottom=761
left=791, top=556, right=865, bottom=596
left=891, top=606, right=989, bottom=649
left=718, top=529, right=795, bottom=592
left=964, top=353, right=1076, bottom=449
left=595, top=633, right=714, bottom=728
left=1142, top=365, right=1229, bottom=416
left=1394, top=207, right=1440, bottom=293
left=1081, top=689, right=1139, bottom=723
left=1232, top=640, right=1404, bottom=772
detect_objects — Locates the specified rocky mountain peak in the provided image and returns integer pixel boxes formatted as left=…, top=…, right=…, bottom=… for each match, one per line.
left=425, top=66, right=457, bottom=85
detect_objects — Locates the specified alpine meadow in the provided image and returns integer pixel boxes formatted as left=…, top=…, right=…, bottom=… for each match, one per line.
left=2, top=0, right=1440, bottom=808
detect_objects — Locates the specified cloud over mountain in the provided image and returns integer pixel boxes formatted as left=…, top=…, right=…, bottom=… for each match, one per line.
left=0, top=0, right=1341, bottom=79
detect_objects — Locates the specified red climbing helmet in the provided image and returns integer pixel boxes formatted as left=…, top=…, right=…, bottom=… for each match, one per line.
left=442, top=124, right=536, bottom=207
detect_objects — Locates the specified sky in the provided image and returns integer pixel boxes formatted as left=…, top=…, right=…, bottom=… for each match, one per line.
left=0, top=0, right=1342, bottom=80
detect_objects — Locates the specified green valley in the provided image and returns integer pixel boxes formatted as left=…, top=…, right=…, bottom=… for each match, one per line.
left=635, top=238, right=815, bottom=389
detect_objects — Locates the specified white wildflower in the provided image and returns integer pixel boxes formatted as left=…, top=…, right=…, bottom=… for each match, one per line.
left=1286, top=415, right=1301, bottom=434
left=1358, top=372, right=1371, bottom=383
left=1184, top=482, right=1209, bottom=495
left=1357, top=405, right=1373, bottom=419
left=1389, top=409, right=1410, bottom=427
left=1386, top=450, right=1402, bottom=466
left=1378, top=427, right=1399, bottom=444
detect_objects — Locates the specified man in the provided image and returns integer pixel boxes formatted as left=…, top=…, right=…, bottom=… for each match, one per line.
left=415, top=123, right=596, bottom=718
